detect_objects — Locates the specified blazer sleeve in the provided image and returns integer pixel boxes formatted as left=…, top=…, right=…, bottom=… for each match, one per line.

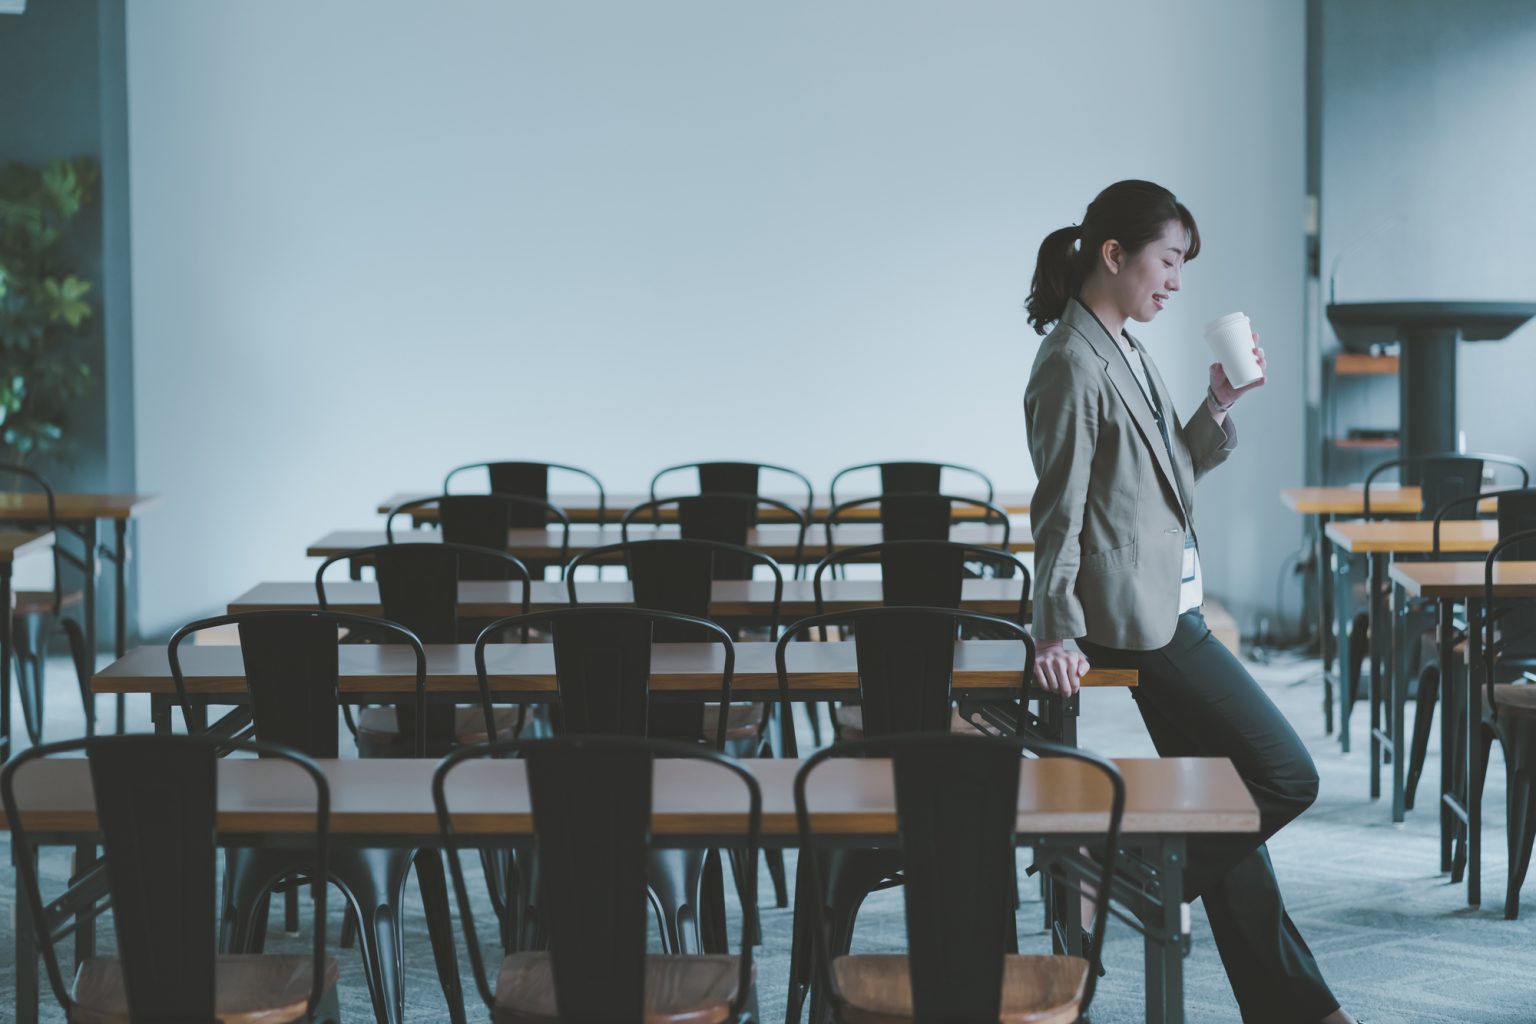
left=1023, top=350, right=1100, bottom=641
left=1180, top=401, right=1238, bottom=482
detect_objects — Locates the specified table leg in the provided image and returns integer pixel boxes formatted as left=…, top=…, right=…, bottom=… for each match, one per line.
left=79, top=518, right=103, bottom=731
left=73, top=844, right=98, bottom=965
left=1390, top=580, right=1407, bottom=822
left=1368, top=553, right=1386, bottom=798
left=1439, top=600, right=1456, bottom=872
left=1, top=561, right=10, bottom=761
left=15, top=841, right=39, bottom=1024
left=1318, top=513, right=1335, bottom=734
left=1467, top=598, right=1483, bottom=907
left=1143, top=837, right=1187, bottom=1024
left=1334, top=546, right=1358, bottom=752
left=151, top=694, right=173, bottom=736
left=114, top=519, right=128, bottom=731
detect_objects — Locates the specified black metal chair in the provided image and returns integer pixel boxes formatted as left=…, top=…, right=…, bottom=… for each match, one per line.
left=650, top=460, right=815, bottom=519
left=442, top=460, right=606, bottom=525
left=811, top=540, right=1030, bottom=625
left=1339, top=454, right=1531, bottom=743
left=567, top=538, right=790, bottom=908
left=824, top=493, right=1011, bottom=554
left=433, top=735, right=761, bottom=1023
left=1401, top=489, right=1536, bottom=809
left=0, top=463, right=92, bottom=743
left=828, top=460, right=995, bottom=508
left=793, top=732, right=1121, bottom=1024
left=623, top=493, right=809, bottom=579
left=776, top=606, right=1035, bottom=1024
left=316, top=542, right=534, bottom=753
left=2, top=733, right=340, bottom=1024
left=387, top=493, right=572, bottom=581
left=168, top=610, right=462, bottom=1024
left=472, top=607, right=737, bottom=956
left=1474, top=528, right=1536, bottom=918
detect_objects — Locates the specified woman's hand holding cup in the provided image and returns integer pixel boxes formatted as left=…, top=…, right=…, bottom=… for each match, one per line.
left=1035, top=639, right=1090, bottom=696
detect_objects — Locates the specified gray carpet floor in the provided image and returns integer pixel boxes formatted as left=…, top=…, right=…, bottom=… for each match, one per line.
left=2, top=651, right=1534, bottom=1023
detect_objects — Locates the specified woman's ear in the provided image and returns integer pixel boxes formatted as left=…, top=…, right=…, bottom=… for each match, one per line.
left=1099, top=239, right=1123, bottom=276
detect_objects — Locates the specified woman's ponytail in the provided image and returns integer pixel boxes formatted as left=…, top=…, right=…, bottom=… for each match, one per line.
left=1026, top=225, right=1084, bottom=335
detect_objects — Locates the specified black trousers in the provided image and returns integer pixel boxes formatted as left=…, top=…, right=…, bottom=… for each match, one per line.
left=1078, top=609, right=1339, bottom=1024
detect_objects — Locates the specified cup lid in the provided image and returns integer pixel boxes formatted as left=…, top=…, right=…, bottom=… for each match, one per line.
left=1204, top=312, right=1249, bottom=334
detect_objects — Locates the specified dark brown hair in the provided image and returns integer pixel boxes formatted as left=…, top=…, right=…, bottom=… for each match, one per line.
left=1025, top=180, right=1201, bottom=335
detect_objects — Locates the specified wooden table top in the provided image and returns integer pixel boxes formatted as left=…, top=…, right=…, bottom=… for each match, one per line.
left=0, top=756, right=1256, bottom=837
left=92, top=641, right=1135, bottom=696
left=1324, top=519, right=1498, bottom=554
left=1389, top=560, right=1536, bottom=599
left=0, top=530, right=54, bottom=564
left=377, top=491, right=1034, bottom=523
left=309, top=523, right=1034, bottom=561
left=1281, top=485, right=1497, bottom=516
left=0, top=492, right=157, bottom=521
left=230, top=578, right=1029, bottom=619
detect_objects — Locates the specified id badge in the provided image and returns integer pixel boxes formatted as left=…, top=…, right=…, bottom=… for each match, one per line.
left=1181, top=532, right=1197, bottom=584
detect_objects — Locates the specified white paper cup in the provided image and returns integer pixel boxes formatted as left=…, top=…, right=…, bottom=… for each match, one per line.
left=1204, top=312, right=1263, bottom=388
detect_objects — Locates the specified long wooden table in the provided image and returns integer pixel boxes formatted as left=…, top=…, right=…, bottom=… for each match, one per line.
left=378, top=490, right=1035, bottom=524
left=0, top=531, right=56, bottom=761
left=3, top=754, right=1256, bottom=1024
left=1322, top=519, right=1499, bottom=757
left=0, top=493, right=156, bottom=733
left=95, top=641, right=1135, bottom=752
left=308, top=522, right=1034, bottom=566
left=1390, top=559, right=1536, bottom=908
left=229, top=577, right=1029, bottom=620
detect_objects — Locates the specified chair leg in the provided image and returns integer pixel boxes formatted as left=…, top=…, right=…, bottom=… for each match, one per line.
left=766, top=848, right=789, bottom=908
left=284, top=885, right=300, bottom=934
left=60, top=616, right=94, bottom=737
left=784, top=856, right=814, bottom=1024
left=1405, top=664, right=1440, bottom=811
left=332, top=847, right=417, bottom=1024
left=1347, top=610, right=1370, bottom=705
left=12, top=612, right=47, bottom=745
left=645, top=848, right=711, bottom=955
left=341, top=906, right=357, bottom=948
left=414, top=849, right=467, bottom=1024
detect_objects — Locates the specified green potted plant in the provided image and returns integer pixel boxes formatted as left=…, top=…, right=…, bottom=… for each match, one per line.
left=0, top=157, right=97, bottom=467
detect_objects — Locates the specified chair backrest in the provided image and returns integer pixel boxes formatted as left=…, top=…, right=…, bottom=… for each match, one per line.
left=0, top=462, right=65, bottom=614
left=169, top=610, right=430, bottom=756
left=1431, top=487, right=1536, bottom=559
left=567, top=538, right=785, bottom=638
left=2, top=734, right=331, bottom=1023
left=434, top=735, right=759, bottom=1021
left=826, top=493, right=1010, bottom=549
left=649, top=461, right=815, bottom=518
left=1484, top=527, right=1536, bottom=718
left=1363, top=452, right=1530, bottom=519
left=775, top=606, right=1034, bottom=755
left=829, top=460, right=995, bottom=508
left=811, top=540, right=1030, bottom=624
left=474, top=607, right=736, bottom=747
left=387, top=494, right=571, bottom=577
left=623, top=493, right=807, bottom=577
left=442, top=461, right=607, bottom=525
left=315, top=542, right=533, bottom=643
left=794, top=733, right=1121, bottom=1018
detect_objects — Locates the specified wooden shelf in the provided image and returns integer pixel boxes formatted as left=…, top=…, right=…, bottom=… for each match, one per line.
left=1332, top=437, right=1399, bottom=450
left=1334, top=353, right=1399, bottom=376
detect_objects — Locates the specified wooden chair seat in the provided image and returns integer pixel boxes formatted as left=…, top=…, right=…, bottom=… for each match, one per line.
left=492, top=952, right=742, bottom=1024
left=709, top=701, right=766, bottom=741
left=833, top=705, right=988, bottom=741
left=70, top=953, right=339, bottom=1024
left=1493, top=683, right=1536, bottom=720
left=831, top=953, right=1088, bottom=1024
left=356, top=705, right=523, bottom=746
left=13, top=588, right=84, bottom=616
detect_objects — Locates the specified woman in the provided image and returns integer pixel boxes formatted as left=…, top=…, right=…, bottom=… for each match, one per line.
left=1023, top=180, right=1357, bottom=1024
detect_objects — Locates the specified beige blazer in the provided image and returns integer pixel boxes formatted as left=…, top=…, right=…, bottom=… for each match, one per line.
left=1023, top=298, right=1237, bottom=650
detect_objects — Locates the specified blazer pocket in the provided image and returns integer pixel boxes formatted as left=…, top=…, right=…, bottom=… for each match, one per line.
left=1081, top=540, right=1138, bottom=576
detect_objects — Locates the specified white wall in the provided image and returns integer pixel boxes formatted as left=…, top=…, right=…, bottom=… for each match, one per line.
left=127, top=0, right=1306, bottom=636
left=1321, top=0, right=1536, bottom=475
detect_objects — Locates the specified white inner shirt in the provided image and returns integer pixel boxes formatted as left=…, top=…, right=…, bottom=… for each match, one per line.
left=1113, top=332, right=1203, bottom=614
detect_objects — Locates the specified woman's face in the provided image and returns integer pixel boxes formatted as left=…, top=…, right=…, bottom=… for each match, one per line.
left=1106, top=218, right=1187, bottom=324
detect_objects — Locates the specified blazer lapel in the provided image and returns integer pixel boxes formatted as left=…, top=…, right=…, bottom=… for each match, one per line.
left=1061, top=299, right=1186, bottom=516
left=1134, top=341, right=1197, bottom=513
